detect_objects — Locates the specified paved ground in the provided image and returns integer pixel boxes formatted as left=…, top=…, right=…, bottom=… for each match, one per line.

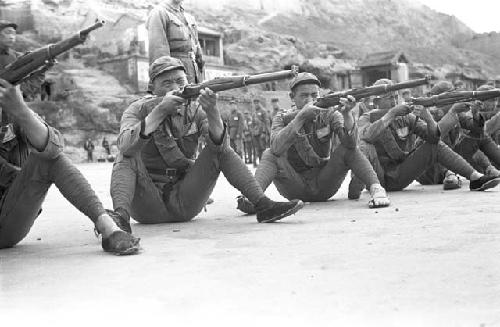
left=1, top=163, right=499, bottom=326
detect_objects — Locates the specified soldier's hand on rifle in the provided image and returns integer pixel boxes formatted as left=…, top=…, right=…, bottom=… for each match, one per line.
left=296, top=102, right=320, bottom=122
left=451, top=102, right=471, bottom=114
left=198, top=88, right=217, bottom=113
left=158, top=91, right=185, bottom=116
left=338, top=95, right=356, bottom=113
left=413, top=105, right=434, bottom=123
left=0, top=78, right=26, bottom=117
left=388, top=104, right=412, bottom=118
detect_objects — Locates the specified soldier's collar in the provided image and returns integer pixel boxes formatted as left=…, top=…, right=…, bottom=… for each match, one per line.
left=0, top=45, right=10, bottom=55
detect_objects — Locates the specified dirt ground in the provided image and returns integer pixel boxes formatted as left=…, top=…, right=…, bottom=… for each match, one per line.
left=1, top=163, right=499, bottom=326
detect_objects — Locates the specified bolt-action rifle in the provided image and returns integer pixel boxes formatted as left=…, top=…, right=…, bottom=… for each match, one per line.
left=0, top=21, right=105, bottom=85
left=176, top=66, right=299, bottom=99
left=314, top=76, right=431, bottom=108
left=410, top=89, right=500, bottom=107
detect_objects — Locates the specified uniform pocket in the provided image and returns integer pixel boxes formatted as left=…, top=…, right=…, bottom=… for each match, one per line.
left=168, top=18, right=187, bottom=41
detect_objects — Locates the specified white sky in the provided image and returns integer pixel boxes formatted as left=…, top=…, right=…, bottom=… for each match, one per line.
left=417, top=0, right=500, bottom=33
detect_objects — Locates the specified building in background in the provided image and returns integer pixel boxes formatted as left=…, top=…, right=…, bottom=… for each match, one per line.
left=359, top=51, right=410, bottom=86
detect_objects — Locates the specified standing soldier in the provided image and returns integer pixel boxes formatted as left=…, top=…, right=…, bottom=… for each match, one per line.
left=237, top=73, right=390, bottom=213
left=102, top=136, right=111, bottom=156
left=146, top=0, right=204, bottom=84
left=228, top=100, right=245, bottom=158
left=0, top=20, right=42, bottom=100
left=0, top=20, right=17, bottom=69
left=84, top=138, right=95, bottom=163
left=243, top=111, right=253, bottom=164
left=108, top=56, right=303, bottom=228
left=251, top=99, right=270, bottom=164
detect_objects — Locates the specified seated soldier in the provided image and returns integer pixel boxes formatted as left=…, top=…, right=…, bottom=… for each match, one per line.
left=348, top=79, right=500, bottom=196
left=108, top=56, right=303, bottom=228
left=237, top=72, right=390, bottom=212
left=0, top=79, right=140, bottom=255
left=417, top=82, right=500, bottom=190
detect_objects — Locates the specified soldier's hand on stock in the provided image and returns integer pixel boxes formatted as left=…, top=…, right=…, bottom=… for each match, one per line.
left=388, top=104, right=412, bottom=118
left=198, top=88, right=217, bottom=113
left=0, top=78, right=26, bottom=117
left=338, top=95, right=356, bottom=113
left=413, top=105, right=434, bottom=123
left=451, top=102, right=471, bottom=114
left=296, top=102, right=320, bottom=122
left=158, top=91, right=185, bottom=116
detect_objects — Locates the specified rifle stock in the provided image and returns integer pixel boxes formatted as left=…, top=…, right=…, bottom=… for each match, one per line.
left=179, top=66, right=299, bottom=98
left=314, top=76, right=431, bottom=108
left=0, top=21, right=104, bottom=85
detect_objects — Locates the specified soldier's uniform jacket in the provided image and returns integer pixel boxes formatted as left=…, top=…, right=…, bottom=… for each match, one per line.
left=0, top=112, right=63, bottom=192
left=251, top=108, right=270, bottom=137
left=228, top=110, right=244, bottom=140
left=117, top=96, right=208, bottom=179
left=358, top=109, right=457, bottom=175
left=146, top=3, right=203, bottom=83
left=271, top=109, right=357, bottom=173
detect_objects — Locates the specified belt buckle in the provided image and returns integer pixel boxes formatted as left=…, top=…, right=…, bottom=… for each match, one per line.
left=165, top=168, right=177, bottom=181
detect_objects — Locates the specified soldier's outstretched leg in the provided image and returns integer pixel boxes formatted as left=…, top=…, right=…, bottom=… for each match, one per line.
left=317, top=144, right=389, bottom=208
left=0, top=153, right=139, bottom=254
left=348, top=141, right=385, bottom=200
left=176, top=135, right=303, bottom=223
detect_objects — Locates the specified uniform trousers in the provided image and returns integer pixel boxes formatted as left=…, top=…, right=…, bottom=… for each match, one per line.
left=351, top=141, right=475, bottom=192
left=255, top=145, right=380, bottom=202
left=111, top=135, right=265, bottom=223
left=0, top=154, right=104, bottom=248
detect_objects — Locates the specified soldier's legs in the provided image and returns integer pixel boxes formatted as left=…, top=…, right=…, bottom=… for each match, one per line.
left=175, top=136, right=272, bottom=221
left=348, top=141, right=385, bottom=198
left=479, top=136, right=500, bottom=169
left=386, top=141, right=475, bottom=191
left=111, top=155, right=170, bottom=224
left=254, top=149, right=278, bottom=192
left=416, top=163, right=447, bottom=185
left=244, top=140, right=253, bottom=163
left=316, top=145, right=380, bottom=200
left=0, top=153, right=106, bottom=248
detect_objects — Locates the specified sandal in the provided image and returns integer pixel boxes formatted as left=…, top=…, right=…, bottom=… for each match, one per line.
left=368, top=186, right=390, bottom=209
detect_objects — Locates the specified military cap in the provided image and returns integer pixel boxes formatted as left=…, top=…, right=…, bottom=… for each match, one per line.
left=372, top=79, right=395, bottom=99
left=373, top=78, right=394, bottom=86
left=149, top=56, right=186, bottom=81
left=289, top=72, right=321, bottom=90
left=0, top=20, right=17, bottom=31
left=429, top=81, right=454, bottom=96
left=477, top=84, right=495, bottom=91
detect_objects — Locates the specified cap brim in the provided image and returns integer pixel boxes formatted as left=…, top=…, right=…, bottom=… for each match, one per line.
left=151, top=65, right=185, bottom=81
left=0, top=22, right=17, bottom=30
left=290, top=79, right=321, bottom=90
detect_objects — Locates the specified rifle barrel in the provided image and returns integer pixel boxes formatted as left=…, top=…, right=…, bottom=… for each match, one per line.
left=315, top=76, right=430, bottom=108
